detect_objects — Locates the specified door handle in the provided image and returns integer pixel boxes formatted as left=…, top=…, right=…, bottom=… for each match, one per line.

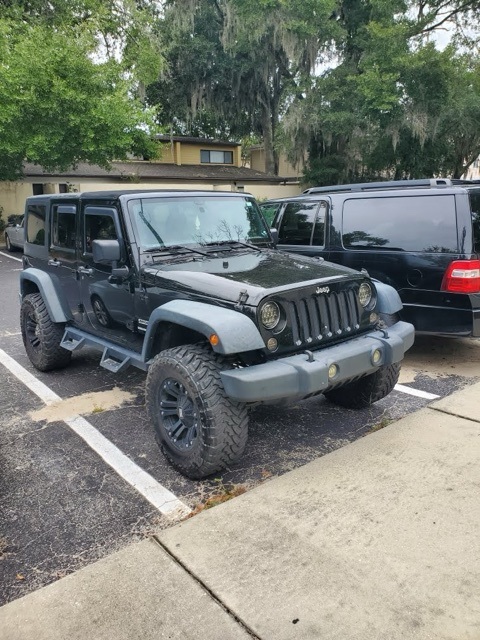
left=78, top=266, right=94, bottom=276
left=48, top=259, right=61, bottom=267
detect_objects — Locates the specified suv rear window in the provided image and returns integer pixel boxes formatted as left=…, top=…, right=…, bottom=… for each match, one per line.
left=342, top=195, right=458, bottom=252
left=469, top=190, right=480, bottom=254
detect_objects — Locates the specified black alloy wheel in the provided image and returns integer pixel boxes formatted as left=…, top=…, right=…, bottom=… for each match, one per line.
left=159, top=378, right=199, bottom=452
left=146, top=344, right=249, bottom=479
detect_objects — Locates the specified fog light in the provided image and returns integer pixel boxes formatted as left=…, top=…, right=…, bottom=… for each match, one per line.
left=370, top=312, right=379, bottom=324
left=372, top=349, right=382, bottom=364
left=328, top=364, right=338, bottom=379
left=267, top=337, right=278, bottom=351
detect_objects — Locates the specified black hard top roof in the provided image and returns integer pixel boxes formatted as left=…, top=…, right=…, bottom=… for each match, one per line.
left=26, top=189, right=253, bottom=201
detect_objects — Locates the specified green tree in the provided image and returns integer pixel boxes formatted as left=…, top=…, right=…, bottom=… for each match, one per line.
left=147, top=0, right=339, bottom=174
left=284, top=0, right=480, bottom=184
left=0, top=1, right=162, bottom=180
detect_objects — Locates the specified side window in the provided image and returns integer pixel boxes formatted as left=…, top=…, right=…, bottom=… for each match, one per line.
left=469, top=191, right=480, bottom=254
left=84, top=212, right=118, bottom=254
left=312, top=203, right=327, bottom=246
left=342, top=195, right=458, bottom=252
left=51, top=206, right=76, bottom=250
left=26, top=204, right=47, bottom=245
left=278, top=202, right=319, bottom=246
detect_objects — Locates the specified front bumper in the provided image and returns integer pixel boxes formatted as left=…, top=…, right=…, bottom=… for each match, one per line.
left=220, top=321, right=415, bottom=402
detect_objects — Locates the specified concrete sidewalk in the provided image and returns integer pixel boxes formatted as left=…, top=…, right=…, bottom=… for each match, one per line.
left=1, top=383, right=480, bottom=640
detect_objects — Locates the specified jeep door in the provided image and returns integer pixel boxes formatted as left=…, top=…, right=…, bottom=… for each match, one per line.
left=79, top=205, right=138, bottom=347
left=47, top=203, right=83, bottom=323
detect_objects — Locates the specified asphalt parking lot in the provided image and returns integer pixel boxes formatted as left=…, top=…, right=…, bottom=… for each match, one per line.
left=1, top=246, right=480, bottom=606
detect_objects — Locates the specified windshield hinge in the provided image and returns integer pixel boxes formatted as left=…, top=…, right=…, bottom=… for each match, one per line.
left=235, top=289, right=250, bottom=309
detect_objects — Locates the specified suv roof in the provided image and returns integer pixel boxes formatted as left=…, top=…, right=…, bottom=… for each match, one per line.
left=302, top=178, right=480, bottom=195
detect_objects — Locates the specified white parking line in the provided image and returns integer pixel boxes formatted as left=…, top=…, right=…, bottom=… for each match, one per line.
left=0, top=250, right=22, bottom=262
left=0, top=348, right=191, bottom=518
left=394, top=384, right=440, bottom=400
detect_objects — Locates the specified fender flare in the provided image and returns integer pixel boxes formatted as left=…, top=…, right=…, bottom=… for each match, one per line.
left=374, top=281, right=403, bottom=315
left=143, top=300, right=265, bottom=358
left=20, top=269, right=72, bottom=323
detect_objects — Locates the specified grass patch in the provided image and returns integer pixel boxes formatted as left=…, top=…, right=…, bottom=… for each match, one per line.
left=366, top=417, right=393, bottom=434
left=92, top=405, right=105, bottom=414
left=186, top=483, right=247, bottom=519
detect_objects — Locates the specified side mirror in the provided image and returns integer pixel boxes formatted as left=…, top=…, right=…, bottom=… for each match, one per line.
left=270, top=228, right=279, bottom=245
left=92, top=239, right=121, bottom=264
left=110, top=265, right=130, bottom=283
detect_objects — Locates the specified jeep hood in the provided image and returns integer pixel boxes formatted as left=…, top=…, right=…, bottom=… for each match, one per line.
left=141, top=249, right=361, bottom=306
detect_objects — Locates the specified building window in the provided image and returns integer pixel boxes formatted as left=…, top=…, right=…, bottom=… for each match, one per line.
left=59, top=183, right=68, bottom=193
left=32, top=184, right=44, bottom=195
left=200, top=150, right=233, bottom=164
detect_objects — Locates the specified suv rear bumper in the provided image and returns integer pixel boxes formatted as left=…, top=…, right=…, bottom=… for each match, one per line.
left=220, top=321, right=415, bottom=402
left=401, top=301, right=480, bottom=337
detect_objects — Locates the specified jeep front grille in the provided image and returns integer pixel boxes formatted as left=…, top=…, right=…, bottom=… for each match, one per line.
left=287, top=289, right=362, bottom=346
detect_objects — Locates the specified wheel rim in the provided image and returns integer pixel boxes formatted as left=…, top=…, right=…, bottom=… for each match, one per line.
left=159, top=378, right=199, bottom=452
left=93, top=298, right=108, bottom=326
left=25, top=310, right=41, bottom=350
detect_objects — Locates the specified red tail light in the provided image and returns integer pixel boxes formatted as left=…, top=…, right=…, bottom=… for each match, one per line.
left=441, top=260, right=480, bottom=293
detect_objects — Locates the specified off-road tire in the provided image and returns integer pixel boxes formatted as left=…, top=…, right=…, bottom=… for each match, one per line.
left=323, top=363, right=400, bottom=409
left=20, top=293, right=72, bottom=371
left=5, top=234, right=13, bottom=252
left=146, top=344, right=249, bottom=479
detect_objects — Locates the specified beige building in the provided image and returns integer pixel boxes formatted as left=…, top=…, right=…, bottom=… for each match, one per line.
left=249, top=145, right=306, bottom=182
left=0, top=136, right=301, bottom=220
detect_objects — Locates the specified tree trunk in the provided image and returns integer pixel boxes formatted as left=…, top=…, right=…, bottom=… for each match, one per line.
left=262, top=112, right=276, bottom=175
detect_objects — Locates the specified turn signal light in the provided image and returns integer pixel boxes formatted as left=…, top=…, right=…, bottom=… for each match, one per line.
left=441, top=260, right=480, bottom=294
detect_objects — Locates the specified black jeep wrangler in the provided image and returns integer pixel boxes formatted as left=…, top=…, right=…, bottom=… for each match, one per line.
left=20, top=190, right=414, bottom=478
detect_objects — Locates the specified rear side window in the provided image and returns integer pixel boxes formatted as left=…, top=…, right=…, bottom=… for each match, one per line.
left=278, top=202, right=320, bottom=246
left=342, top=195, right=458, bottom=252
left=469, top=190, right=480, bottom=254
left=26, top=204, right=46, bottom=245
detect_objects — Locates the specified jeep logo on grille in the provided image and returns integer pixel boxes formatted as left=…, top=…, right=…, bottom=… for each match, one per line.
left=315, top=286, right=330, bottom=294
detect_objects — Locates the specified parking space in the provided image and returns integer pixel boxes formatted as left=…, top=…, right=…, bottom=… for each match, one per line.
left=1, top=248, right=479, bottom=605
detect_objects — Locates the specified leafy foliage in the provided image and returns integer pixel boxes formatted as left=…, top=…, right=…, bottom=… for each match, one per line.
left=0, top=1, right=161, bottom=180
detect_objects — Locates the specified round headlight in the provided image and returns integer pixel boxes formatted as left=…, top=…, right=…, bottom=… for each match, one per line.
left=260, top=301, right=281, bottom=330
left=358, top=282, right=373, bottom=308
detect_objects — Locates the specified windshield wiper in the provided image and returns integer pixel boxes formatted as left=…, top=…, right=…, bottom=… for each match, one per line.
left=203, top=240, right=262, bottom=252
left=144, top=244, right=209, bottom=256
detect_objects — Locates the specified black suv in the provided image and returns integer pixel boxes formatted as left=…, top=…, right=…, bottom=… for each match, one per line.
left=261, top=179, right=480, bottom=337
left=20, top=190, right=414, bottom=478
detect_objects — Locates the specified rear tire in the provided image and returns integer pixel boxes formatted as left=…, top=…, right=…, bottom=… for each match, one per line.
left=323, top=363, right=400, bottom=409
left=20, top=293, right=72, bottom=371
left=146, top=344, right=249, bottom=479
left=5, top=234, right=14, bottom=252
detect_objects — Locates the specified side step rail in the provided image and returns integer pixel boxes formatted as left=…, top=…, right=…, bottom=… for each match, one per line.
left=61, top=329, right=86, bottom=352
left=100, top=349, right=131, bottom=373
left=60, top=327, right=150, bottom=372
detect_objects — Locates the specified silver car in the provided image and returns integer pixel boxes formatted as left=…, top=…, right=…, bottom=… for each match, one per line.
left=4, top=217, right=24, bottom=252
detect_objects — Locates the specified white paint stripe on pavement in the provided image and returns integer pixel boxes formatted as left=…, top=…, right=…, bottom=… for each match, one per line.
left=394, top=383, right=440, bottom=400
left=0, top=250, right=22, bottom=262
left=0, top=348, right=191, bottom=518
